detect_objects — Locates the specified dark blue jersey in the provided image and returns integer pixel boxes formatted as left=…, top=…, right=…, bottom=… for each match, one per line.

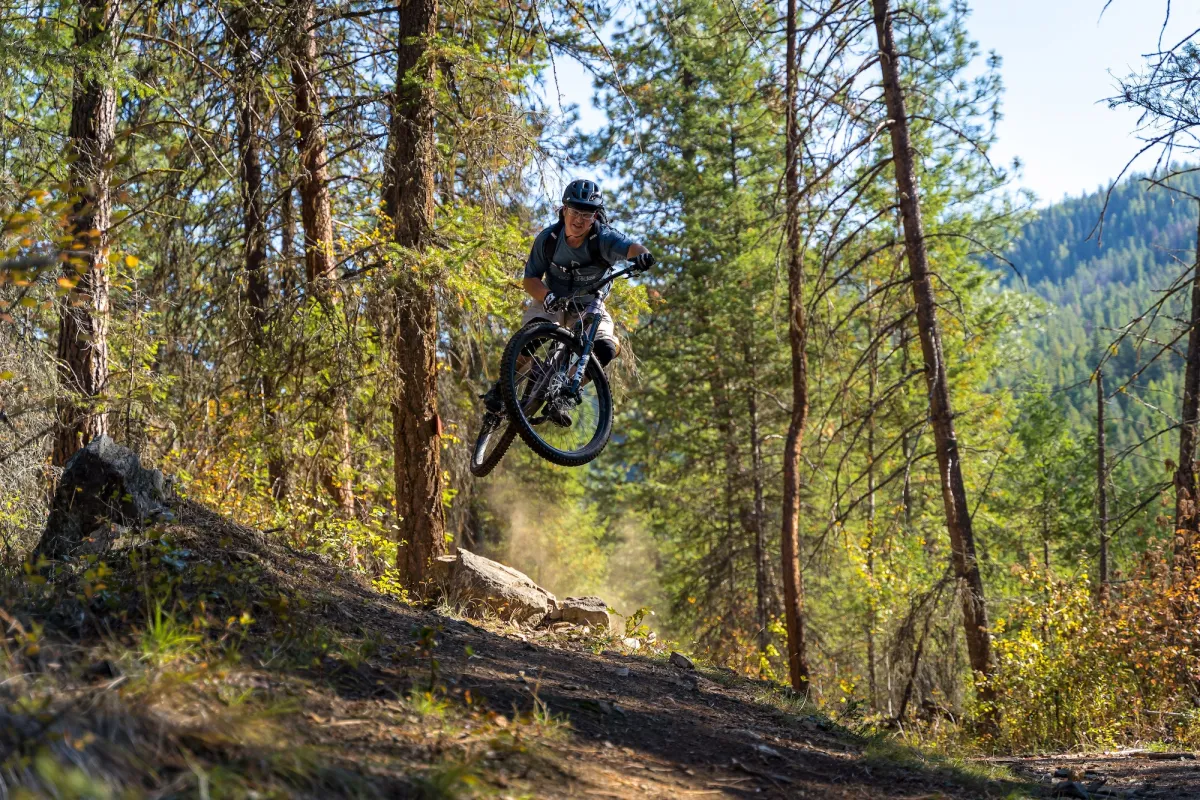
left=524, top=223, right=635, bottom=301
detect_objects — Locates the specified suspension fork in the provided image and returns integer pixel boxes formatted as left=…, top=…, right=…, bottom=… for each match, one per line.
left=567, top=312, right=603, bottom=395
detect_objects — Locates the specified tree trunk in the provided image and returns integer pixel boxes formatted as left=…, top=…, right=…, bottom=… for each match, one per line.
left=265, top=90, right=297, bottom=502
left=268, top=185, right=290, bottom=503
left=230, top=7, right=273, bottom=474
left=708, top=340, right=743, bottom=618
left=745, top=341, right=770, bottom=661
left=54, top=0, right=121, bottom=466
left=900, top=328, right=915, bottom=530
left=292, top=3, right=336, bottom=293
left=385, top=0, right=444, bottom=586
left=281, top=184, right=296, bottom=270
left=230, top=7, right=284, bottom=504
left=1097, top=369, right=1109, bottom=590
left=1174, top=209, right=1200, bottom=570
left=866, top=315, right=879, bottom=710
left=291, top=0, right=355, bottom=517
left=729, top=109, right=770, bottom=664
left=780, top=0, right=811, bottom=695
left=896, top=602, right=934, bottom=723
left=872, top=0, right=995, bottom=704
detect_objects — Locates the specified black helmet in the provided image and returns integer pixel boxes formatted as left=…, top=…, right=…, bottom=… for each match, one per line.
left=562, top=179, right=603, bottom=212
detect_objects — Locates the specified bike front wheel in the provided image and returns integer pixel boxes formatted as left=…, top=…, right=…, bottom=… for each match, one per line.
left=500, top=322, right=613, bottom=467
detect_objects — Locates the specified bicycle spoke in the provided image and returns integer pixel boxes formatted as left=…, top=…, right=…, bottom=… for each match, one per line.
left=504, top=326, right=611, bottom=463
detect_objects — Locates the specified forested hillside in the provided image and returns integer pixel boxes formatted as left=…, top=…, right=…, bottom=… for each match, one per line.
left=1006, top=173, right=1200, bottom=290
left=5, top=0, right=1200, bottom=792
left=998, top=171, right=1200, bottom=549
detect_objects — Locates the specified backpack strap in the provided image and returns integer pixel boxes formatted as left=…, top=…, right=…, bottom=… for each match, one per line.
left=542, top=219, right=565, bottom=265
left=586, top=222, right=611, bottom=269
left=542, top=219, right=610, bottom=297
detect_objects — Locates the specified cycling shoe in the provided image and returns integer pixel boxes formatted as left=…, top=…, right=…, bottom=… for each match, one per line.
left=546, top=397, right=575, bottom=428
left=480, top=383, right=504, bottom=414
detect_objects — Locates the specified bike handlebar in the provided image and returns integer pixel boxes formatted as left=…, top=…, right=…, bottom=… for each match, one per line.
left=569, top=261, right=641, bottom=302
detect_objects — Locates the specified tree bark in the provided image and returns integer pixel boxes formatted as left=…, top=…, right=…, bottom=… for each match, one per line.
left=1097, top=369, right=1109, bottom=590
left=872, top=0, right=995, bottom=704
left=53, top=0, right=121, bottom=466
left=291, top=0, right=355, bottom=517
left=385, top=0, right=444, bottom=586
left=780, top=0, right=811, bottom=695
left=292, top=1, right=337, bottom=293
left=1174, top=209, right=1200, bottom=570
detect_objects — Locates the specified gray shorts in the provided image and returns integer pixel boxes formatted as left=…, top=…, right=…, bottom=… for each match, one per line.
left=521, top=300, right=618, bottom=347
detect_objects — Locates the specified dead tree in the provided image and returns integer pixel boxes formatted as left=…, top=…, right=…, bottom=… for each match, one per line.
left=780, top=0, right=811, bottom=694
left=1174, top=210, right=1200, bottom=567
left=871, top=0, right=994, bottom=703
left=1098, top=369, right=1109, bottom=589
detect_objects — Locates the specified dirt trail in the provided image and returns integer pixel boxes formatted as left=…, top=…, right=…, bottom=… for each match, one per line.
left=989, top=752, right=1200, bottom=798
left=1, top=502, right=1093, bottom=797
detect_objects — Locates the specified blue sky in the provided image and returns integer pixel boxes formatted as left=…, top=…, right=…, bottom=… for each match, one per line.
left=547, top=0, right=1197, bottom=206
left=972, top=0, right=1195, bottom=204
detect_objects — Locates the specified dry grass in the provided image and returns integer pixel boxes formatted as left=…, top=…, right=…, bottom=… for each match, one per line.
left=0, top=501, right=575, bottom=798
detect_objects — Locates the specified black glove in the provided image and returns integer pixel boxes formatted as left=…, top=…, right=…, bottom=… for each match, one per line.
left=542, top=292, right=567, bottom=313
left=632, top=251, right=655, bottom=273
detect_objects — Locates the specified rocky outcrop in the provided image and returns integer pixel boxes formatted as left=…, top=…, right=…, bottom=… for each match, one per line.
left=546, top=596, right=624, bottom=636
left=433, top=549, right=557, bottom=625
left=430, top=551, right=630, bottom=633
left=36, top=436, right=172, bottom=560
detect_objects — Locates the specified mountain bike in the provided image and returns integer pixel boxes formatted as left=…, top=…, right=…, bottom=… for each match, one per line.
left=469, top=261, right=643, bottom=476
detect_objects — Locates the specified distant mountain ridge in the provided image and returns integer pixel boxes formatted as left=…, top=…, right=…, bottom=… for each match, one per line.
left=1005, top=170, right=1200, bottom=293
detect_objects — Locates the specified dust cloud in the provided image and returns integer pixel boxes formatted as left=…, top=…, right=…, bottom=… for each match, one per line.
left=478, top=473, right=665, bottom=622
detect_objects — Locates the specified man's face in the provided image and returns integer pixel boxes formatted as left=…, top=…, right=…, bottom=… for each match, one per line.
left=565, top=206, right=595, bottom=238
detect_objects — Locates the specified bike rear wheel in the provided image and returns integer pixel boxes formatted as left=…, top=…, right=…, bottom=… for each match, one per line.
left=469, top=414, right=516, bottom=477
left=500, top=322, right=613, bottom=467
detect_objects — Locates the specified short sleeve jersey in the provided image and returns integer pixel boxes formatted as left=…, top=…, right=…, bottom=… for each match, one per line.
left=524, top=222, right=635, bottom=301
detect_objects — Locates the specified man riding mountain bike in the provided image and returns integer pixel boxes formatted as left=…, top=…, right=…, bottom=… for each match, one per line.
left=481, top=179, right=655, bottom=427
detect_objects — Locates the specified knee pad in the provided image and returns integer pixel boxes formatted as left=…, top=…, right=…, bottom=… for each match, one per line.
left=592, top=338, right=618, bottom=367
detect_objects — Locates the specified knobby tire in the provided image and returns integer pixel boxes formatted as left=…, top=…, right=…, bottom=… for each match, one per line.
left=469, top=419, right=516, bottom=477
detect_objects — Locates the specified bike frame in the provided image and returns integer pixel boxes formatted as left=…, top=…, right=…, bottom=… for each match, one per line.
left=561, top=263, right=637, bottom=393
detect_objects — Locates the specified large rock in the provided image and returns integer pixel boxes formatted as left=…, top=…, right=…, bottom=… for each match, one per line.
left=36, top=436, right=171, bottom=560
left=434, top=549, right=557, bottom=625
left=546, top=596, right=624, bottom=636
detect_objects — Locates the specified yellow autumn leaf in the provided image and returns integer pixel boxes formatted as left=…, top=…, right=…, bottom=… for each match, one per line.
left=125, top=254, right=139, bottom=267
left=0, top=371, right=13, bottom=381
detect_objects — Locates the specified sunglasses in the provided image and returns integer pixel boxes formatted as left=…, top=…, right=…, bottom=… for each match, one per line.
left=565, top=207, right=598, bottom=222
